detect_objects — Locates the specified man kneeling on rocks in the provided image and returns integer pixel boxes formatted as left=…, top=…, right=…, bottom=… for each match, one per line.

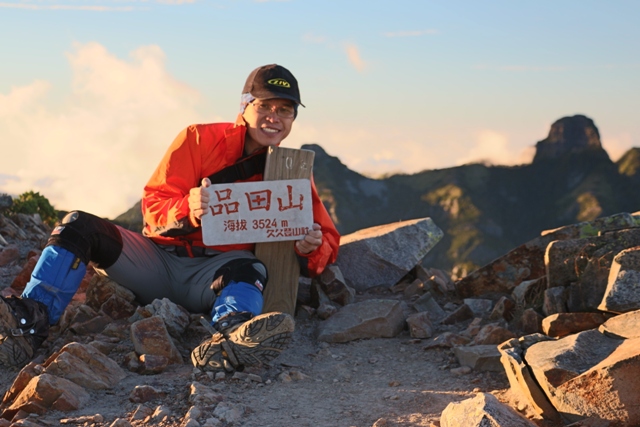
left=0, top=64, right=340, bottom=372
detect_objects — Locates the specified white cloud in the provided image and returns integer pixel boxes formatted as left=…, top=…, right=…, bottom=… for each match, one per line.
left=0, top=42, right=209, bottom=218
left=455, top=129, right=533, bottom=166
left=344, top=43, right=367, bottom=73
left=284, top=121, right=463, bottom=177
left=383, top=29, right=438, bottom=37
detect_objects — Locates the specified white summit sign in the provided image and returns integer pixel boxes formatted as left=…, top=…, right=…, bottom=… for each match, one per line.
left=201, top=179, right=313, bottom=246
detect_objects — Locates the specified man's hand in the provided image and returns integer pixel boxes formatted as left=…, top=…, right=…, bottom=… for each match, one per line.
left=296, top=223, right=322, bottom=254
left=188, top=178, right=211, bottom=221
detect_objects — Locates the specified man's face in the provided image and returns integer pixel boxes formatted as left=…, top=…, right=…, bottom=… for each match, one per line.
left=242, top=98, right=295, bottom=154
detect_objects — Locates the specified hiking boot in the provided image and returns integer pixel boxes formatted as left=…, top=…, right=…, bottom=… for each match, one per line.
left=191, top=311, right=294, bottom=372
left=0, top=296, right=50, bottom=368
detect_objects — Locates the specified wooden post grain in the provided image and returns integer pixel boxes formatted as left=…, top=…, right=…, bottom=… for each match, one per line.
left=256, top=146, right=315, bottom=315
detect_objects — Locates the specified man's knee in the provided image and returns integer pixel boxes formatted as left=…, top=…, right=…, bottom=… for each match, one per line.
left=211, top=258, right=268, bottom=293
left=47, top=210, right=123, bottom=268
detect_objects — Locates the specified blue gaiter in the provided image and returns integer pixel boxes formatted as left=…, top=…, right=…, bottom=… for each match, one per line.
left=22, top=245, right=86, bottom=325
left=211, top=281, right=264, bottom=324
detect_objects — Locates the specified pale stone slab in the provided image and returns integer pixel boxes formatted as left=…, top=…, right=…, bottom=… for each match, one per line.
left=440, top=392, right=538, bottom=427
left=453, top=345, right=503, bottom=372
left=335, top=218, right=443, bottom=291
left=317, top=299, right=405, bottom=343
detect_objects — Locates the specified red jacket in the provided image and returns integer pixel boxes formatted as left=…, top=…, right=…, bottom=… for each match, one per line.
left=142, top=117, right=340, bottom=277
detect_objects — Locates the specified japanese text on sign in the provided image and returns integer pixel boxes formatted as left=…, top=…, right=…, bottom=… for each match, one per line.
left=201, top=179, right=313, bottom=246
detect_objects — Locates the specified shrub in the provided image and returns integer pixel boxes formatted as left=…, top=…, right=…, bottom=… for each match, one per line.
left=9, top=191, right=58, bottom=227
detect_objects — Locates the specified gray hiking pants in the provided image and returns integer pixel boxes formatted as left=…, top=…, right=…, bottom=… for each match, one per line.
left=97, top=226, right=257, bottom=314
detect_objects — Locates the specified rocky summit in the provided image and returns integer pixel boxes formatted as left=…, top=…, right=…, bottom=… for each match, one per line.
left=3, top=199, right=640, bottom=426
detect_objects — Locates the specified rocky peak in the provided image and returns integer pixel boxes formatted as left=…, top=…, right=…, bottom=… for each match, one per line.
left=533, top=115, right=607, bottom=163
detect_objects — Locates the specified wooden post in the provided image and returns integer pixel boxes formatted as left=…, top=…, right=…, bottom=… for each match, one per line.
left=256, top=146, right=315, bottom=315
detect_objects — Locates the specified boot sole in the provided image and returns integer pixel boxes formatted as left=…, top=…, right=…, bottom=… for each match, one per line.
left=228, top=312, right=295, bottom=367
left=0, top=298, right=33, bottom=368
left=191, top=312, right=294, bottom=371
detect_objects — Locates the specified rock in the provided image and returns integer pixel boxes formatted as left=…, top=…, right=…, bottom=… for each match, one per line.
left=99, top=294, right=137, bottom=320
left=131, top=404, right=153, bottom=421
left=455, top=235, right=554, bottom=299
left=598, top=309, right=640, bottom=339
left=311, top=282, right=338, bottom=320
left=129, top=385, right=167, bottom=403
left=85, top=275, right=136, bottom=312
left=543, top=286, right=568, bottom=316
left=130, top=315, right=183, bottom=364
left=542, top=312, right=608, bottom=338
left=463, top=298, right=493, bottom=318
left=512, top=277, right=546, bottom=311
left=498, top=336, right=559, bottom=419
left=524, top=329, right=640, bottom=424
left=138, top=354, right=170, bottom=375
left=422, top=332, right=470, bottom=350
left=188, top=382, right=223, bottom=406
left=599, top=247, right=640, bottom=313
left=456, top=213, right=640, bottom=298
left=151, top=405, right=172, bottom=422
left=43, top=342, right=126, bottom=389
left=441, top=304, right=474, bottom=325
left=519, top=308, right=543, bottom=334
left=440, top=392, right=538, bottom=427
left=313, top=265, right=355, bottom=306
left=403, top=278, right=427, bottom=299
left=550, top=337, right=640, bottom=425
left=453, top=345, right=503, bottom=372
left=489, top=296, right=516, bottom=321
left=212, top=402, right=244, bottom=424
left=109, top=419, right=133, bottom=427
left=146, top=298, right=190, bottom=338
left=2, top=373, right=90, bottom=417
left=406, top=312, right=433, bottom=339
left=317, top=299, right=406, bottom=343
left=0, top=244, right=20, bottom=267
left=471, top=324, right=516, bottom=345
left=567, top=228, right=640, bottom=312
left=412, top=292, right=445, bottom=321
left=461, top=318, right=483, bottom=339
left=335, top=218, right=443, bottom=292
left=1, top=362, right=40, bottom=406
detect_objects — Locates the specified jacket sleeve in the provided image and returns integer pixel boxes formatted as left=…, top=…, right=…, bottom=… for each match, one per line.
left=142, top=126, right=203, bottom=236
left=295, top=177, right=340, bottom=277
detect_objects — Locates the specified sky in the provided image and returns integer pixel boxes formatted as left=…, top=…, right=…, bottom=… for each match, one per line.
left=1, top=0, right=639, bottom=218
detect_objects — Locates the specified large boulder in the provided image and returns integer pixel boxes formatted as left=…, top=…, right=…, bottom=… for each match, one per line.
left=335, top=218, right=443, bottom=292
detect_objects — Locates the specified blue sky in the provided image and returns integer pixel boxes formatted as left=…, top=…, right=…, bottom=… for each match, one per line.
left=1, top=0, right=639, bottom=218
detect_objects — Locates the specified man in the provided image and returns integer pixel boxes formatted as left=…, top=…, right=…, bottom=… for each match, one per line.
left=0, top=64, right=340, bottom=372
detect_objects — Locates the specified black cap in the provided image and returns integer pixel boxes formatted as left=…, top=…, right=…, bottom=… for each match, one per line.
left=242, top=64, right=304, bottom=107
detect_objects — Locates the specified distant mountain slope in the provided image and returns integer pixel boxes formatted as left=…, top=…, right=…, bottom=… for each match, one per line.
left=305, top=114, right=640, bottom=274
left=111, top=114, right=640, bottom=275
